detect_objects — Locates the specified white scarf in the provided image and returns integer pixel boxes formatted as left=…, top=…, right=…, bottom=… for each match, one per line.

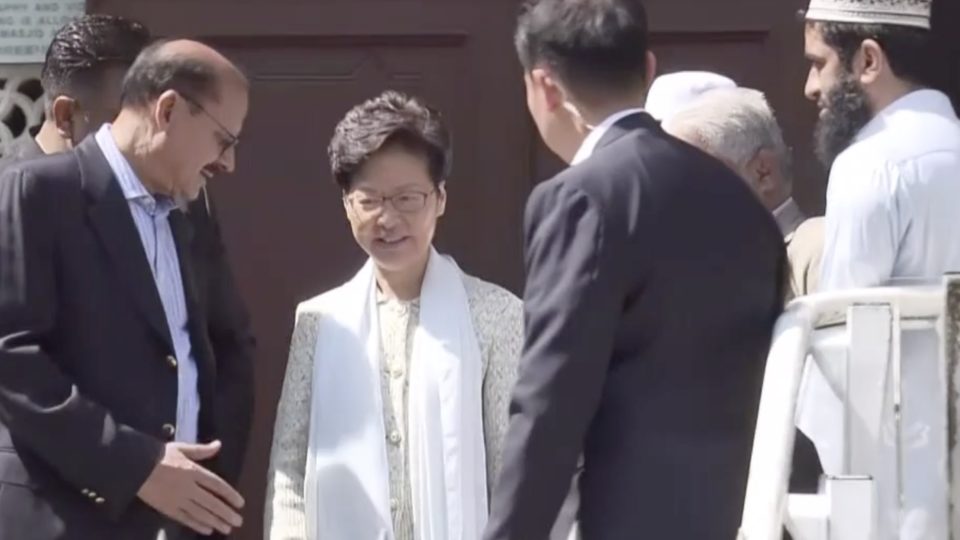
left=303, top=248, right=488, bottom=540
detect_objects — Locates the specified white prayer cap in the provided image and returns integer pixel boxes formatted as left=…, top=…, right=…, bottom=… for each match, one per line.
left=805, top=0, right=932, bottom=30
left=645, top=71, right=737, bottom=121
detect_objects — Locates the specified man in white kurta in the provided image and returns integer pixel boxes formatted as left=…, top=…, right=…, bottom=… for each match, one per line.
left=796, top=1, right=960, bottom=538
left=800, top=88, right=960, bottom=539
left=818, top=89, right=960, bottom=290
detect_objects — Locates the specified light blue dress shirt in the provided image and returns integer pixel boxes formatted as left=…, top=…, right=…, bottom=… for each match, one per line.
left=94, top=124, right=200, bottom=444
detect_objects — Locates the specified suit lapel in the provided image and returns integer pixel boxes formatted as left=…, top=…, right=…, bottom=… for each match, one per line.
left=169, top=208, right=217, bottom=394
left=76, top=137, right=175, bottom=351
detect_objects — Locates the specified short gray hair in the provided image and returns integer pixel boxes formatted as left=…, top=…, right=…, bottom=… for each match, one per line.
left=663, top=87, right=791, bottom=182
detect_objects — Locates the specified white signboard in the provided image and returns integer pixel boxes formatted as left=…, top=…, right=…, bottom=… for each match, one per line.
left=0, top=1, right=84, bottom=64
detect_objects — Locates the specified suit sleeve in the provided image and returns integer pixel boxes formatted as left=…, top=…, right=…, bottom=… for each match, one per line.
left=484, top=183, right=622, bottom=540
left=0, top=169, right=164, bottom=519
left=191, top=192, right=256, bottom=485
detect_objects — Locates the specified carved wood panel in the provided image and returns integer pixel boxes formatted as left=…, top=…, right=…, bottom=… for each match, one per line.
left=0, top=65, right=44, bottom=157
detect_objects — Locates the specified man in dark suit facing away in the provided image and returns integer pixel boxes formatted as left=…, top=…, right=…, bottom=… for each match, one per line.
left=483, top=1, right=787, bottom=539
left=0, top=39, right=251, bottom=539
left=0, top=14, right=256, bottom=516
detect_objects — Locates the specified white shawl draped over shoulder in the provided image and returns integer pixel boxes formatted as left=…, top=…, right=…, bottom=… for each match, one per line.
left=303, top=248, right=487, bottom=540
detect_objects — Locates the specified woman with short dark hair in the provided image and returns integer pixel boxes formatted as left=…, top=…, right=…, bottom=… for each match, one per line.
left=265, top=90, right=522, bottom=540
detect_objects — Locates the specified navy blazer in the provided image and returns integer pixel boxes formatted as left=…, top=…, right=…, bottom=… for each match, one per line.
left=0, top=135, right=226, bottom=540
left=485, top=113, right=786, bottom=540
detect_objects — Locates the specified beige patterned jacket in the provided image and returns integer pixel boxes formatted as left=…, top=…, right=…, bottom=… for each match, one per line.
left=264, top=273, right=523, bottom=540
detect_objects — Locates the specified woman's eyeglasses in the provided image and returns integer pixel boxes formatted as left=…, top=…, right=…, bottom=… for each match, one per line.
left=345, top=189, right=436, bottom=217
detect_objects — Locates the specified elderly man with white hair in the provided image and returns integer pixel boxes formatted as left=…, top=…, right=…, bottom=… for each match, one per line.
left=664, top=88, right=804, bottom=233
left=663, top=87, right=824, bottom=297
left=659, top=86, right=827, bottom=512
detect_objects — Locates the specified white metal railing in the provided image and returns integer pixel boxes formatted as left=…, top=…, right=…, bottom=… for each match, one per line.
left=737, top=282, right=949, bottom=540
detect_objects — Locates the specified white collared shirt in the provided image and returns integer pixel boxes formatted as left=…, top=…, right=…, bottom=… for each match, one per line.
left=818, top=89, right=960, bottom=291
left=570, top=108, right=646, bottom=165
left=772, top=197, right=806, bottom=240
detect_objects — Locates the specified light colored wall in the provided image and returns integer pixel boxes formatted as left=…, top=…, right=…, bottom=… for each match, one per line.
left=0, top=64, right=43, bottom=157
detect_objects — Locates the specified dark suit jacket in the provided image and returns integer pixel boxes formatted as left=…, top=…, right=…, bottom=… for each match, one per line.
left=185, top=188, right=255, bottom=488
left=1, top=135, right=255, bottom=488
left=0, top=136, right=237, bottom=539
left=484, top=113, right=786, bottom=540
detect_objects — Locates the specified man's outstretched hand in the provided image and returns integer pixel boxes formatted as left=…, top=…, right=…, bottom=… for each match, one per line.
left=137, top=440, right=245, bottom=536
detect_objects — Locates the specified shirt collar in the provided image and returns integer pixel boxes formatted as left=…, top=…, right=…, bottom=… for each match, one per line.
left=772, top=197, right=795, bottom=219
left=856, top=89, right=957, bottom=144
left=772, top=197, right=804, bottom=238
left=94, top=124, right=176, bottom=216
left=571, top=108, right=646, bottom=165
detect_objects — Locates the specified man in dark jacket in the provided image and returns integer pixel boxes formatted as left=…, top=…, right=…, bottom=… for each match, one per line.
left=484, top=1, right=786, bottom=539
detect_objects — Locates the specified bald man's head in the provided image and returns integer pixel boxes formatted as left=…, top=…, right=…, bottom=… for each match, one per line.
left=120, top=39, right=247, bottom=110
left=113, top=39, right=249, bottom=203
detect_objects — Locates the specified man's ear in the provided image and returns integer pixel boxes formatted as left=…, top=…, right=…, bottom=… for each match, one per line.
left=49, top=95, right=78, bottom=141
left=746, top=148, right=782, bottom=200
left=645, top=50, right=658, bottom=87
left=857, top=39, right=885, bottom=85
left=342, top=190, right=356, bottom=224
left=154, top=90, right=179, bottom=130
left=531, top=67, right=567, bottom=113
left=436, top=181, right=447, bottom=217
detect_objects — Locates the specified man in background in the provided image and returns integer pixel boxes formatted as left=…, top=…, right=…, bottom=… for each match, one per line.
left=665, top=87, right=806, bottom=236
left=664, top=87, right=824, bottom=297
left=1, top=15, right=149, bottom=166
